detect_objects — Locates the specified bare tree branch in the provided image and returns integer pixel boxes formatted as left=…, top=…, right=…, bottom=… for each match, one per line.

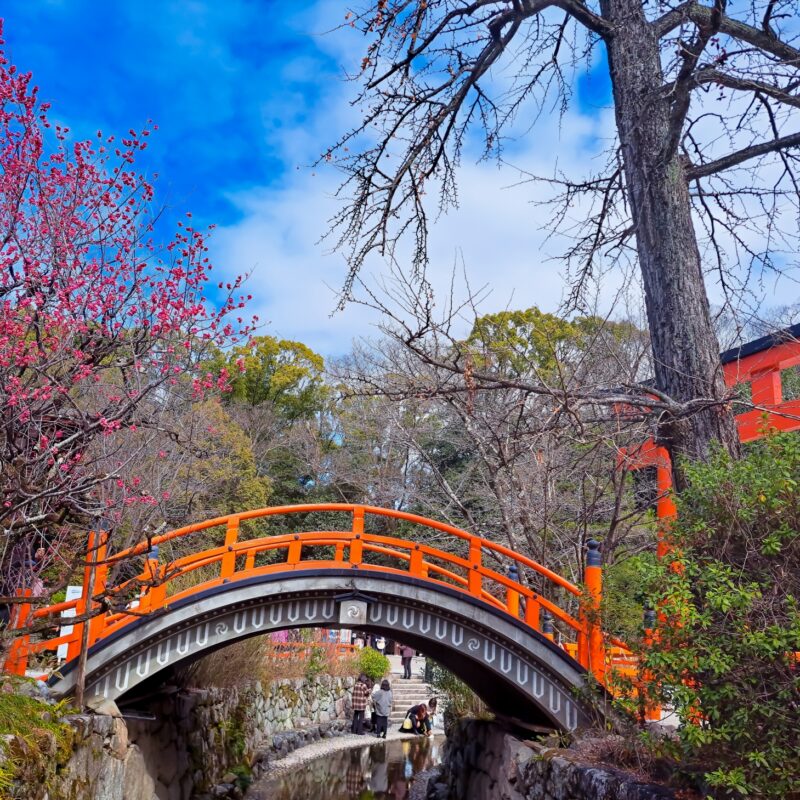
left=687, top=130, right=800, bottom=179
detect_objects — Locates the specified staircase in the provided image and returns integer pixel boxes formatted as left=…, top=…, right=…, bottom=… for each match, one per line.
left=389, top=676, right=436, bottom=729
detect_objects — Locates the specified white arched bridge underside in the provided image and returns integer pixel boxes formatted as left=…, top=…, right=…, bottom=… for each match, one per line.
left=49, top=571, right=597, bottom=731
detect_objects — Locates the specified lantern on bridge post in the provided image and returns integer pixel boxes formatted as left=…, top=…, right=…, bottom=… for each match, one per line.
left=541, top=610, right=554, bottom=642
left=506, top=563, right=521, bottom=618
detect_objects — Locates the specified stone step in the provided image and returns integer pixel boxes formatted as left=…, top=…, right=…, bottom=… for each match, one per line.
left=389, top=685, right=431, bottom=690
left=392, top=694, right=432, bottom=700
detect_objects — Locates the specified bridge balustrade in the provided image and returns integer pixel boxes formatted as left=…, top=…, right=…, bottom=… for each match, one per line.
left=3, top=503, right=619, bottom=685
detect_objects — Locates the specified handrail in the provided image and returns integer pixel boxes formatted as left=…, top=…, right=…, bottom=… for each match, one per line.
left=2, top=503, right=612, bottom=685
left=104, top=504, right=584, bottom=597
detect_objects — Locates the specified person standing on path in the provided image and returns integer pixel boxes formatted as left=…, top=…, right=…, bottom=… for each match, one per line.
left=371, top=678, right=393, bottom=739
left=399, top=643, right=415, bottom=679
left=351, top=673, right=369, bottom=735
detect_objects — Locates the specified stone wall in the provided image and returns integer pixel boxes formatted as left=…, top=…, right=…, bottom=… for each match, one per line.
left=10, top=675, right=353, bottom=800
left=128, top=676, right=354, bottom=800
left=426, top=719, right=676, bottom=800
left=4, top=712, right=156, bottom=800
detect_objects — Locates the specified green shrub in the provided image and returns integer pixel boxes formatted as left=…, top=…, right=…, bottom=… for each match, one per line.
left=357, top=648, right=390, bottom=681
left=603, top=552, right=658, bottom=643
left=304, top=645, right=327, bottom=680
left=427, top=661, right=488, bottom=720
left=631, top=433, right=800, bottom=798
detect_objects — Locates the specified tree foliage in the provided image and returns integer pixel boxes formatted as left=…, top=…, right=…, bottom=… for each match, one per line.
left=632, top=433, right=800, bottom=798
left=216, top=336, right=327, bottom=419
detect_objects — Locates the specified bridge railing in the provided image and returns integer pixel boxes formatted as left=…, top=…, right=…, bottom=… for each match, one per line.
left=3, top=504, right=616, bottom=683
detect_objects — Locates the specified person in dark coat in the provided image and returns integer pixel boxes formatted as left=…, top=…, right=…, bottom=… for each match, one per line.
left=399, top=643, right=415, bottom=679
left=399, top=702, right=428, bottom=735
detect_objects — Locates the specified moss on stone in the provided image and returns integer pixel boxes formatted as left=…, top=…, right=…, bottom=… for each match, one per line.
left=0, top=679, right=74, bottom=797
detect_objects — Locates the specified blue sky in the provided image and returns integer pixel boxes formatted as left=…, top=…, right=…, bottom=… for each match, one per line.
left=3, top=2, right=340, bottom=225
left=1, top=2, right=624, bottom=355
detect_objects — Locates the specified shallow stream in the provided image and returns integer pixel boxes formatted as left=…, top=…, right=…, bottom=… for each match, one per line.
left=245, top=736, right=444, bottom=799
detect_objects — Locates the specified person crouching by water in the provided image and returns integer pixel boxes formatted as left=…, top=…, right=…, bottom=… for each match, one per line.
left=351, top=673, right=369, bottom=735
left=371, top=679, right=393, bottom=739
left=399, top=702, right=428, bottom=735
left=424, top=697, right=438, bottom=734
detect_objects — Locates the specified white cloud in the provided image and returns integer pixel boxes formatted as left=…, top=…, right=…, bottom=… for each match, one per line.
left=210, top=41, right=621, bottom=356
left=210, top=0, right=799, bottom=357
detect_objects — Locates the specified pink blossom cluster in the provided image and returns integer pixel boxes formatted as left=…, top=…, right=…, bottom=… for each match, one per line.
left=0, top=24, right=254, bottom=566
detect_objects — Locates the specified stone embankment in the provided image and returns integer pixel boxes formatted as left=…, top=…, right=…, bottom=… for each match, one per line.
left=425, top=719, right=676, bottom=800
left=5, top=675, right=355, bottom=800
left=128, top=676, right=355, bottom=798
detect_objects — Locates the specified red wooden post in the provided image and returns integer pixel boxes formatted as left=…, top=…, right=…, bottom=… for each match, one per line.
left=468, top=538, right=482, bottom=596
left=524, top=595, right=541, bottom=630
left=409, top=544, right=423, bottom=577
left=67, top=531, right=96, bottom=662
left=655, top=447, right=676, bottom=560
left=582, top=539, right=605, bottom=682
left=87, top=531, right=110, bottom=646
left=138, top=544, right=160, bottom=612
left=750, top=368, right=782, bottom=407
left=5, top=589, right=32, bottom=675
left=149, top=564, right=168, bottom=609
left=74, top=527, right=104, bottom=709
left=350, top=507, right=364, bottom=565
left=287, top=536, right=302, bottom=565
left=221, top=517, right=239, bottom=579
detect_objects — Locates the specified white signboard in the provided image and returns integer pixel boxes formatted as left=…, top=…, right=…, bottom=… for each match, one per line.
left=57, top=585, right=83, bottom=662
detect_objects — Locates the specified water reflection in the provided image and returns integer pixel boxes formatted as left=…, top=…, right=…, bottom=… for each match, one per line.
left=247, top=736, right=443, bottom=800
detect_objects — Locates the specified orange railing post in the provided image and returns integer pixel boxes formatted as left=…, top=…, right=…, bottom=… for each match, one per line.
left=87, top=531, right=110, bottom=646
left=149, top=564, right=168, bottom=609
left=287, top=535, right=302, bottom=565
left=138, top=545, right=161, bottom=613
left=350, top=507, right=364, bottom=565
left=409, top=544, right=423, bottom=577
left=221, top=516, right=240, bottom=579
left=5, top=589, right=32, bottom=675
left=67, top=531, right=96, bottom=662
left=525, top=594, right=541, bottom=630
left=581, top=539, right=605, bottom=682
left=468, top=537, right=482, bottom=596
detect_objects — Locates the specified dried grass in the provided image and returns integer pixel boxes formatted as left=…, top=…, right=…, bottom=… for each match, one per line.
left=187, top=637, right=359, bottom=688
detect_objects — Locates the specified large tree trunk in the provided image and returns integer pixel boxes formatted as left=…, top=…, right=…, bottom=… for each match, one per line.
left=601, top=0, right=741, bottom=476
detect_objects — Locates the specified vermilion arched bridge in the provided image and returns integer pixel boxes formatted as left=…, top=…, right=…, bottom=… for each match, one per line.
left=5, top=324, right=799, bottom=731
left=2, top=504, right=618, bottom=731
